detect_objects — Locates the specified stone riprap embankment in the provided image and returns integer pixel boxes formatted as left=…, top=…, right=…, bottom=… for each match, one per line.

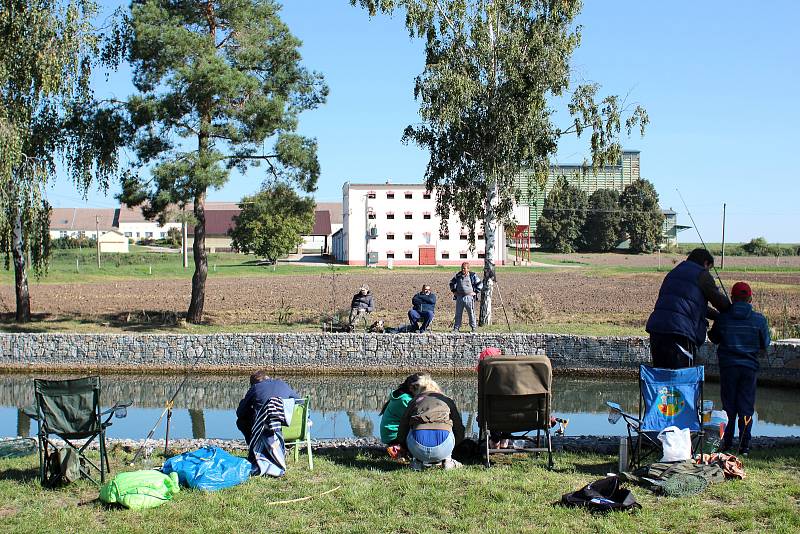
left=0, top=333, right=797, bottom=385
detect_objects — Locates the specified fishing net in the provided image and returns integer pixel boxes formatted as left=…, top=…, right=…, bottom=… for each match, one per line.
left=657, top=473, right=708, bottom=497
left=0, top=438, right=37, bottom=459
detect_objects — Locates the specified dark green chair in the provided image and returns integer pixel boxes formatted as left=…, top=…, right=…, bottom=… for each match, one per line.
left=31, top=376, right=129, bottom=486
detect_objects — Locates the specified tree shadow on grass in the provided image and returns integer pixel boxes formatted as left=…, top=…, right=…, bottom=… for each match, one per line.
left=570, top=459, right=618, bottom=478
left=0, top=466, right=38, bottom=484
left=318, top=448, right=408, bottom=472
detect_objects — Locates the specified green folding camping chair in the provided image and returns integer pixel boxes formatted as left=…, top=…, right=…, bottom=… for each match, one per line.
left=281, top=396, right=313, bottom=470
left=31, top=376, right=130, bottom=486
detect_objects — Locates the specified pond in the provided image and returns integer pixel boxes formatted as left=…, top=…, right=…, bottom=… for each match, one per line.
left=1, top=373, right=798, bottom=440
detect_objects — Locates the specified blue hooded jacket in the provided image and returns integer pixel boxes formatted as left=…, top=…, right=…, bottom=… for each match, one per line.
left=708, top=302, right=770, bottom=371
left=646, top=260, right=709, bottom=345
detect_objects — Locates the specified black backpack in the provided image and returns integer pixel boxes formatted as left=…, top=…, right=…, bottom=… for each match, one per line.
left=560, top=476, right=641, bottom=513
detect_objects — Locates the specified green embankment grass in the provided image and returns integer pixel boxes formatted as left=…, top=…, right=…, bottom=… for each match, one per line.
left=1, top=447, right=798, bottom=533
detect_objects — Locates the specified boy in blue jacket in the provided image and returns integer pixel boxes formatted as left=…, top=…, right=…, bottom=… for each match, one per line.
left=708, top=282, right=771, bottom=455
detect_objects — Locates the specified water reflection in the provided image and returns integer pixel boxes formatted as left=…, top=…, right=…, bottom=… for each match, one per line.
left=1, top=373, right=797, bottom=440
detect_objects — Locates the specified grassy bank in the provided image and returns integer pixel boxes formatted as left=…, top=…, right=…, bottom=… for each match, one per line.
left=1, top=447, right=798, bottom=533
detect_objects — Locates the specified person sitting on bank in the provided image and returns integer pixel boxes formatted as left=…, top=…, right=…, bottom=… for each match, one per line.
left=449, top=262, right=482, bottom=333
left=708, top=282, right=771, bottom=456
left=408, top=284, right=437, bottom=333
left=235, top=370, right=302, bottom=444
left=379, top=373, right=423, bottom=455
left=397, top=374, right=465, bottom=470
left=349, top=284, right=375, bottom=330
left=645, top=248, right=730, bottom=369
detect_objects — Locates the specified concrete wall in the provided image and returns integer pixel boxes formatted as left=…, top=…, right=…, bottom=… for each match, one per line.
left=0, top=333, right=797, bottom=384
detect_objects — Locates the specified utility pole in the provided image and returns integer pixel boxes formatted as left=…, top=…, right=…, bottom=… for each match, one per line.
left=95, top=215, right=101, bottom=268
left=721, top=203, right=726, bottom=270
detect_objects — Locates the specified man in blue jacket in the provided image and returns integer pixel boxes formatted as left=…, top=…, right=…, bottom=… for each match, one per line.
left=708, top=282, right=770, bottom=455
left=408, top=284, right=437, bottom=333
left=646, top=248, right=731, bottom=368
left=449, top=262, right=482, bottom=333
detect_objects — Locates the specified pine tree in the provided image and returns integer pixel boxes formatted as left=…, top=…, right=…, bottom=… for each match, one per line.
left=121, top=0, right=327, bottom=323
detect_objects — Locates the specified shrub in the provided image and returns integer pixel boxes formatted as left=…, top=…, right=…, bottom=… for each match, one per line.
left=513, top=294, right=547, bottom=324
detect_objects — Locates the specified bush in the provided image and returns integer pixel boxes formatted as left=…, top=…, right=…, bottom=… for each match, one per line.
left=51, top=236, right=96, bottom=249
left=513, top=294, right=547, bottom=324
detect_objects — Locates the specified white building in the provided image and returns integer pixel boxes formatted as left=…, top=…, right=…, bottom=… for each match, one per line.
left=117, top=204, right=183, bottom=241
left=336, top=182, right=506, bottom=266
left=98, top=230, right=130, bottom=253
left=49, top=208, right=117, bottom=239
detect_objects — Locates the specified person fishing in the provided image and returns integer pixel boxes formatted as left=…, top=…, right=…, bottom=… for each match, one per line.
left=645, top=248, right=731, bottom=369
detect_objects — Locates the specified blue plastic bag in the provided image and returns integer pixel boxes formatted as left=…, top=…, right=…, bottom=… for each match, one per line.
left=161, top=446, right=250, bottom=491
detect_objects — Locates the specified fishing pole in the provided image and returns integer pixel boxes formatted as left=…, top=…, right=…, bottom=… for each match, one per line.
left=130, top=352, right=204, bottom=465
left=676, top=189, right=729, bottom=299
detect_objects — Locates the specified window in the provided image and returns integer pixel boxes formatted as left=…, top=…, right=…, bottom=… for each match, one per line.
left=405, top=252, right=413, bottom=259
left=404, top=212, right=412, bottom=220
left=405, top=233, right=413, bottom=240
left=79, top=231, right=86, bottom=238
left=386, top=252, right=395, bottom=259
left=368, top=211, right=376, bottom=220
left=136, top=232, right=140, bottom=237
left=478, top=252, right=486, bottom=259
left=386, top=192, right=395, bottom=199
left=460, top=234, right=469, bottom=240
left=367, top=191, right=376, bottom=199
left=60, top=231, right=68, bottom=238
left=145, top=232, right=153, bottom=238
left=441, top=252, right=450, bottom=259
left=460, top=252, right=468, bottom=259
left=124, top=232, right=132, bottom=238
left=386, top=233, right=395, bottom=240
left=478, top=233, right=485, bottom=240
left=404, top=192, right=413, bottom=199
left=386, top=212, right=395, bottom=220
left=423, top=192, right=431, bottom=199
left=423, top=212, right=431, bottom=220
left=160, top=232, right=166, bottom=238
left=440, top=232, right=449, bottom=240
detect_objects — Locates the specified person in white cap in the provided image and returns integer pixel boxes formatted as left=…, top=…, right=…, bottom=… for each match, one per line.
left=349, top=284, right=375, bottom=331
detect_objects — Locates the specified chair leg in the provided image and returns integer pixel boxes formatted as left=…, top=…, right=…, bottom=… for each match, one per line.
left=38, top=435, right=46, bottom=486
left=484, top=431, right=491, bottom=468
left=546, top=431, right=553, bottom=470
left=307, top=439, right=313, bottom=470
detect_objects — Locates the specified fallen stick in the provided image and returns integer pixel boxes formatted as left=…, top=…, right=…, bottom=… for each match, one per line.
left=267, top=485, right=341, bottom=505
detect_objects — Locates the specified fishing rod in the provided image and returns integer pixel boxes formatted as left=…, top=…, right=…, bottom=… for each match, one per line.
left=130, top=352, right=204, bottom=465
left=676, top=189, right=729, bottom=299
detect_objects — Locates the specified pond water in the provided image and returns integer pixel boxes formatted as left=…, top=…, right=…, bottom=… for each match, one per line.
left=1, top=373, right=798, bottom=440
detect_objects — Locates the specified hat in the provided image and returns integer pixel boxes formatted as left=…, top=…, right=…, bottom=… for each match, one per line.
left=731, top=281, right=752, bottom=300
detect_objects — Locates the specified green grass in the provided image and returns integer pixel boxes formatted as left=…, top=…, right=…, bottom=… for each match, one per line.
left=1, top=446, right=798, bottom=533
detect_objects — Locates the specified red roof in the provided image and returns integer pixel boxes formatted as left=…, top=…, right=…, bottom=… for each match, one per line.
left=312, top=210, right=331, bottom=235
left=188, top=209, right=240, bottom=236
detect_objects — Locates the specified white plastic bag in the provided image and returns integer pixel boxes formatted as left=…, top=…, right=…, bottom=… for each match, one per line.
left=658, top=426, right=692, bottom=462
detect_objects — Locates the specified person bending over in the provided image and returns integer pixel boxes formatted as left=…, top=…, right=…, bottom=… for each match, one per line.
left=708, top=282, right=770, bottom=456
left=235, top=370, right=301, bottom=444
left=408, top=284, right=437, bottom=333
left=379, top=373, right=423, bottom=449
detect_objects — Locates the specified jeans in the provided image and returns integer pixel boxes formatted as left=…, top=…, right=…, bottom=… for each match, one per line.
left=408, top=309, right=434, bottom=332
left=453, top=295, right=476, bottom=331
left=349, top=308, right=370, bottom=329
left=406, top=430, right=455, bottom=465
left=720, top=365, right=757, bottom=448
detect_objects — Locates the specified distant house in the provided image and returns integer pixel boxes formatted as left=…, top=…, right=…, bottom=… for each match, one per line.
left=98, top=230, right=130, bottom=253
left=662, top=208, right=691, bottom=248
left=187, top=208, right=240, bottom=253
left=308, top=202, right=342, bottom=254
left=49, top=208, right=117, bottom=240
left=117, top=204, right=182, bottom=242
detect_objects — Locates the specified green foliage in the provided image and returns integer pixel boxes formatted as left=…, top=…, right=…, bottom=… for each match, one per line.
left=50, top=236, right=97, bottom=250
left=620, top=178, right=663, bottom=253
left=739, top=237, right=796, bottom=257
left=534, top=177, right=587, bottom=253
left=581, top=188, right=622, bottom=252
left=229, top=183, right=315, bottom=263
left=120, top=0, right=327, bottom=321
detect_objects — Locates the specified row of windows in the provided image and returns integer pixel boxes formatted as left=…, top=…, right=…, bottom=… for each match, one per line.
left=366, top=191, right=431, bottom=200
left=122, top=232, right=166, bottom=238
left=368, top=212, right=431, bottom=220
left=383, top=251, right=485, bottom=260
left=384, top=233, right=485, bottom=240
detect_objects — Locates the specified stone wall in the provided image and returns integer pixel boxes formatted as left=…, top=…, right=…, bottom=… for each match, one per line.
left=0, top=333, right=797, bottom=384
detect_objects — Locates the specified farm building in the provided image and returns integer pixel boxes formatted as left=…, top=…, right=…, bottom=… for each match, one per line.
left=335, top=182, right=506, bottom=266
left=98, top=230, right=129, bottom=253
left=49, top=208, right=117, bottom=240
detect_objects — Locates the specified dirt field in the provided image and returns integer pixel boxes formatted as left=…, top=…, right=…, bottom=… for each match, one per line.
left=3, top=268, right=797, bottom=331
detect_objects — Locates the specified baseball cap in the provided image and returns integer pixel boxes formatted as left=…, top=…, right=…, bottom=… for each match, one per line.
left=731, top=281, right=752, bottom=299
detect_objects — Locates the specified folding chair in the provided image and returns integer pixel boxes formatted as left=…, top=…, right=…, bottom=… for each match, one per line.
left=478, top=355, right=554, bottom=469
left=606, top=364, right=704, bottom=470
left=31, top=376, right=130, bottom=486
left=281, top=396, right=313, bottom=470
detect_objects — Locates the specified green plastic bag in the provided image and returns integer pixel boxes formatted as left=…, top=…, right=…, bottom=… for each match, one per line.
left=100, top=470, right=180, bottom=510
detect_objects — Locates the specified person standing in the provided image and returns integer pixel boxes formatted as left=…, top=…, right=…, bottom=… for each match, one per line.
left=645, top=248, right=730, bottom=368
left=408, top=284, right=437, bottom=333
left=708, top=282, right=770, bottom=455
left=349, top=284, right=374, bottom=331
left=449, top=262, right=482, bottom=333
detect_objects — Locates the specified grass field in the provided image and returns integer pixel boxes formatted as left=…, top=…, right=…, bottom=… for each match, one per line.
left=0, top=446, right=798, bottom=533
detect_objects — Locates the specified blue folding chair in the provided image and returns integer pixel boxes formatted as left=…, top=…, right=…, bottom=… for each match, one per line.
left=607, top=365, right=704, bottom=469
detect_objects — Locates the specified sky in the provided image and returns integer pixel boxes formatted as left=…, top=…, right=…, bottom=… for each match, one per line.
left=47, top=0, right=800, bottom=243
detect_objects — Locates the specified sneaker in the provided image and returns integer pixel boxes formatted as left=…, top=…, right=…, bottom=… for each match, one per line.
left=443, top=458, right=462, bottom=470
left=738, top=445, right=750, bottom=457
left=410, top=458, right=425, bottom=471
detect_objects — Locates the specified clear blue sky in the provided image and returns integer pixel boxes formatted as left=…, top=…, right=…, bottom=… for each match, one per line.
left=49, top=0, right=800, bottom=243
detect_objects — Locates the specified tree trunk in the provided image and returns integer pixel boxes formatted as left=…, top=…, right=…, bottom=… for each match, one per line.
left=186, top=190, right=208, bottom=323
left=12, top=207, right=31, bottom=323
left=479, top=180, right=498, bottom=326
left=189, top=409, right=206, bottom=439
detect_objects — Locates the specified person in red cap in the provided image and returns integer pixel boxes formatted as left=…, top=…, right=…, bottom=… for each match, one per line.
left=708, top=281, right=771, bottom=455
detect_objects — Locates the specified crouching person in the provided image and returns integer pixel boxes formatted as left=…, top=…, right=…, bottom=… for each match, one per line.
left=236, top=370, right=302, bottom=476
left=397, top=374, right=465, bottom=470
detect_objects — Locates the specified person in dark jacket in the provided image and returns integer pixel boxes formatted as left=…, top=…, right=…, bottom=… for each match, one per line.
left=645, top=248, right=730, bottom=368
left=408, top=284, right=437, bottom=333
left=708, top=282, right=770, bottom=455
left=349, top=284, right=375, bottom=331
left=236, top=370, right=301, bottom=444
left=397, top=374, right=465, bottom=470
left=449, top=262, right=483, bottom=332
